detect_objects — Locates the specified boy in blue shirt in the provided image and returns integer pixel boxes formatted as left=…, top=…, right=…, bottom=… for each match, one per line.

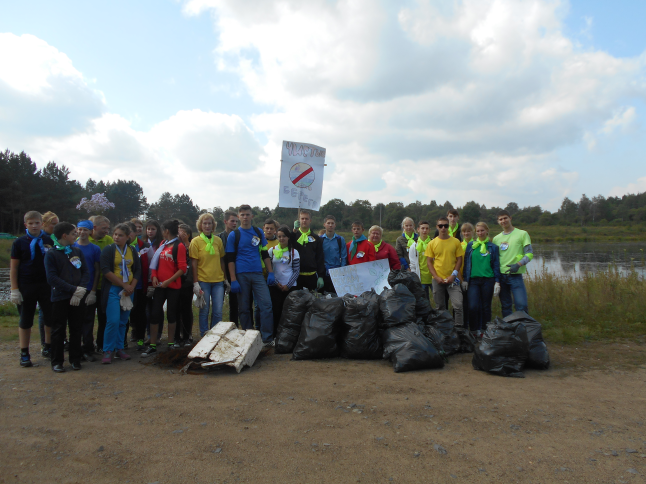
left=320, top=215, right=347, bottom=293
left=73, top=220, right=102, bottom=361
left=10, top=211, right=54, bottom=367
left=226, top=205, right=276, bottom=346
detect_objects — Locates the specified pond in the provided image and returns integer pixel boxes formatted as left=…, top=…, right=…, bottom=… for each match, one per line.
left=0, top=242, right=644, bottom=302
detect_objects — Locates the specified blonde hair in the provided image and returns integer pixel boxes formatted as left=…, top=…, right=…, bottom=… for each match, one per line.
left=475, top=221, right=490, bottom=234
left=196, top=213, right=217, bottom=233
left=24, top=211, right=42, bottom=222
left=400, top=217, right=415, bottom=230
left=368, top=225, right=383, bottom=235
left=460, top=222, right=475, bottom=233
left=42, top=211, right=58, bottom=227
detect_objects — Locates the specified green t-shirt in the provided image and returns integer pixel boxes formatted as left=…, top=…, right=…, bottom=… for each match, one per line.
left=417, top=236, right=433, bottom=284
left=89, top=235, right=115, bottom=289
left=470, top=245, right=494, bottom=278
left=493, top=229, right=531, bottom=275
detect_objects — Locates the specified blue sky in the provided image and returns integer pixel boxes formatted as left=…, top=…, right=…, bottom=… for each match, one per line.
left=0, top=0, right=644, bottom=211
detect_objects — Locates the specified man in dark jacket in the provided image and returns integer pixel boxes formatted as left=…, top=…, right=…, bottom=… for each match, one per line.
left=44, top=222, right=90, bottom=372
left=290, top=210, right=325, bottom=291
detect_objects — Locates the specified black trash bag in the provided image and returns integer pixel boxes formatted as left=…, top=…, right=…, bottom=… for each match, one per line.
left=388, top=270, right=432, bottom=319
left=292, top=295, right=344, bottom=360
left=418, top=319, right=445, bottom=357
left=426, top=309, right=460, bottom=356
left=340, top=293, right=382, bottom=359
left=503, top=311, right=550, bottom=370
left=382, top=323, right=445, bottom=372
left=275, top=290, right=315, bottom=354
left=456, top=326, right=477, bottom=353
left=472, top=317, right=530, bottom=377
left=378, top=284, right=416, bottom=329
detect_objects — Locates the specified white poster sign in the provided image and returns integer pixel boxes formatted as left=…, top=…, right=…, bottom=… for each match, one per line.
left=279, top=140, right=326, bottom=210
left=329, top=259, right=391, bottom=297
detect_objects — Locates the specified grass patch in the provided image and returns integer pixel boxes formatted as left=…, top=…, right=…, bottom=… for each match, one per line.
left=0, top=239, right=12, bottom=268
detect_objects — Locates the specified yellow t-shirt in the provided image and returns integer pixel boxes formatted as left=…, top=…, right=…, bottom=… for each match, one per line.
left=113, top=246, right=135, bottom=284
left=189, top=234, right=225, bottom=283
left=425, top=237, right=465, bottom=280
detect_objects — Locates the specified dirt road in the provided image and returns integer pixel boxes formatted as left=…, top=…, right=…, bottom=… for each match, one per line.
left=1, top=342, right=645, bottom=483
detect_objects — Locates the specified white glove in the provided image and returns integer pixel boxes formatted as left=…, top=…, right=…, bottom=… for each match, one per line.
left=85, top=290, right=96, bottom=306
left=193, top=293, right=206, bottom=309
left=10, top=289, right=23, bottom=306
left=193, top=282, right=203, bottom=297
left=461, top=281, right=469, bottom=292
left=493, top=282, right=501, bottom=298
left=146, top=286, right=155, bottom=298
left=70, top=287, right=87, bottom=306
left=224, top=280, right=231, bottom=295
left=119, top=291, right=134, bottom=311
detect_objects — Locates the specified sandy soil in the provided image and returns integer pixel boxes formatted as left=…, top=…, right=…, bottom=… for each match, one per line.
left=1, top=341, right=645, bottom=484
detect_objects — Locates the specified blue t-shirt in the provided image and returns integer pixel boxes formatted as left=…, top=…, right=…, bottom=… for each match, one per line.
left=225, top=227, right=267, bottom=274
left=73, top=241, right=102, bottom=291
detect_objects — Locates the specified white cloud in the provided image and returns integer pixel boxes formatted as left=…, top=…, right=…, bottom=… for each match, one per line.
left=609, top=177, right=646, bottom=197
left=182, top=0, right=646, bottom=210
left=600, top=106, right=636, bottom=135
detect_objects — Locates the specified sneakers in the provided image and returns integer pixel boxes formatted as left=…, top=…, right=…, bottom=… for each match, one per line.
left=71, top=361, right=82, bottom=371
left=169, top=342, right=181, bottom=349
left=141, top=345, right=157, bottom=358
left=136, top=340, right=145, bottom=352
left=82, top=352, right=97, bottom=362
left=101, top=351, right=113, bottom=364
left=262, top=340, right=275, bottom=348
left=20, top=354, right=33, bottom=368
left=41, top=347, right=51, bottom=359
left=115, top=349, right=131, bottom=360
left=52, top=364, right=65, bottom=373
left=184, top=339, right=193, bottom=347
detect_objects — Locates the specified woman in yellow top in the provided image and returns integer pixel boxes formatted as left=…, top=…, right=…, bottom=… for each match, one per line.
left=189, top=213, right=226, bottom=337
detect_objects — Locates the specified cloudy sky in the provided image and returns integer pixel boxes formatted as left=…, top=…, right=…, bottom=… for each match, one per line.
left=1, top=0, right=644, bottom=212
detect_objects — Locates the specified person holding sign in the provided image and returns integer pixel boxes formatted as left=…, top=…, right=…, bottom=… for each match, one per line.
left=226, top=205, right=276, bottom=347
left=290, top=210, right=325, bottom=291
left=367, top=225, right=400, bottom=270
left=425, top=217, right=465, bottom=328
left=347, top=221, right=376, bottom=266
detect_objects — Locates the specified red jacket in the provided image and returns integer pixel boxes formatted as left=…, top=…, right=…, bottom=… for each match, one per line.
left=347, top=239, right=376, bottom=266
left=150, top=242, right=187, bottom=289
left=374, top=242, right=401, bottom=270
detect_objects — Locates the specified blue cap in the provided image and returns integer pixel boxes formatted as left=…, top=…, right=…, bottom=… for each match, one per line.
left=77, top=220, right=94, bottom=230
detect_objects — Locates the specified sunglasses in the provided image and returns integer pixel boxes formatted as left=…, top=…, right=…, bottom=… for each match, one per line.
left=437, top=224, right=449, bottom=229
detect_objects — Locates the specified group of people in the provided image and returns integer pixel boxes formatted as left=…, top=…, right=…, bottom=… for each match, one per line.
left=10, top=204, right=532, bottom=372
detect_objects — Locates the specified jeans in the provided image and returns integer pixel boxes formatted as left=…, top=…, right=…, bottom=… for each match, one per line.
left=421, top=283, right=432, bottom=301
left=237, top=272, right=273, bottom=343
left=499, top=274, right=528, bottom=317
left=104, top=285, right=133, bottom=353
left=467, top=277, right=495, bottom=332
left=432, top=280, right=463, bottom=328
left=51, top=298, right=84, bottom=366
left=198, top=281, right=224, bottom=336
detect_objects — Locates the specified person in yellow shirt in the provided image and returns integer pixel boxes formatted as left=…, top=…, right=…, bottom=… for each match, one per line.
left=189, top=213, right=226, bottom=337
left=425, top=216, right=465, bottom=328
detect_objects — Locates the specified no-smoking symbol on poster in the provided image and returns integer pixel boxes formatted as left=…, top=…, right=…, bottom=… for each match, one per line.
left=289, top=162, right=315, bottom=190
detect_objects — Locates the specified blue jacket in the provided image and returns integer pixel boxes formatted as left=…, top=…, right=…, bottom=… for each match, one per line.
left=464, top=241, right=501, bottom=283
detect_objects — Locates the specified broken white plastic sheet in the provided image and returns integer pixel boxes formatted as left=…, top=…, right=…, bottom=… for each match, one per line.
left=187, top=321, right=263, bottom=373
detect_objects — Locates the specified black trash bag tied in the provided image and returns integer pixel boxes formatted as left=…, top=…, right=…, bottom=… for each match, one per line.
left=340, top=293, right=382, bottom=359
left=426, top=308, right=460, bottom=356
left=472, top=317, right=529, bottom=377
left=382, top=323, right=445, bottom=373
left=292, top=294, right=344, bottom=360
left=388, top=270, right=432, bottom=319
left=503, top=311, right=550, bottom=370
left=378, top=284, right=416, bottom=329
left=417, top=318, right=447, bottom=361
left=275, top=290, right=315, bottom=354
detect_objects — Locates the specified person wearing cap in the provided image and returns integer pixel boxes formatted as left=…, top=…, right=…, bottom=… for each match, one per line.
left=367, top=225, right=400, bottom=270
left=73, top=219, right=102, bottom=362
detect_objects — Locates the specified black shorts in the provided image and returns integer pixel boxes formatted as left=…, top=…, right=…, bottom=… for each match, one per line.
left=17, top=282, right=52, bottom=329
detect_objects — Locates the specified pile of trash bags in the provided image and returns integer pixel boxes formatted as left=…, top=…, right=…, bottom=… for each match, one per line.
left=274, top=271, right=550, bottom=376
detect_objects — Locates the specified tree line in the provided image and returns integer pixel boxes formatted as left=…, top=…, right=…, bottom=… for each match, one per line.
left=2, top=149, right=645, bottom=233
